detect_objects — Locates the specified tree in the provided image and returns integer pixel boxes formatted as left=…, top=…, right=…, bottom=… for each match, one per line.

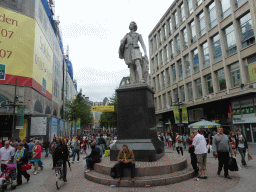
left=99, top=92, right=117, bottom=128
left=65, top=89, right=93, bottom=128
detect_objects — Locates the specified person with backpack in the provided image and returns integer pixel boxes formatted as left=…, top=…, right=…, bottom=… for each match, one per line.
left=53, top=137, right=69, bottom=182
left=72, top=137, right=80, bottom=163
left=97, top=134, right=106, bottom=156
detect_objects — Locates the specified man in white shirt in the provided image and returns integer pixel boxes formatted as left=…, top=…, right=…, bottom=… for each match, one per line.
left=0, top=141, right=15, bottom=164
left=192, top=130, right=208, bottom=179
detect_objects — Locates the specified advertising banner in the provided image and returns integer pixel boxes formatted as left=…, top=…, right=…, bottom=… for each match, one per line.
left=65, top=121, right=68, bottom=136
left=0, top=64, right=6, bottom=80
left=0, top=7, right=35, bottom=85
left=91, top=106, right=114, bottom=112
left=32, top=22, right=53, bottom=100
left=181, top=106, right=188, bottom=124
left=76, top=118, right=81, bottom=129
left=16, top=106, right=24, bottom=129
left=50, top=117, right=58, bottom=142
left=30, top=117, right=47, bottom=136
left=248, top=62, right=256, bottom=82
left=173, top=106, right=180, bottom=124
left=19, top=119, right=27, bottom=141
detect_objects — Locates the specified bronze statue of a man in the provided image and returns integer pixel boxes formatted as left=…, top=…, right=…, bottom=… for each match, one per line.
left=119, top=22, right=149, bottom=84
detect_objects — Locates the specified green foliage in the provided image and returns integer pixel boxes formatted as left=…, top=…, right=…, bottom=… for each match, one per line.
left=99, top=92, right=117, bottom=128
left=65, top=90, right=93, bottom=128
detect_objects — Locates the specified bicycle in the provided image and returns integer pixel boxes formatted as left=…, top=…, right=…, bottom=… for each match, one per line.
left=55, top=160, right=64, bottom=190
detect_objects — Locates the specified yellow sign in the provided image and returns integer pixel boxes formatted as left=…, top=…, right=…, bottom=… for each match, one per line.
left=93, top=120, right=99, bottom=123
left=248, top=62, right=256, bottom=82
left=33, top=21, right=53, bottom=95
left=91, top=106, right=114, bottom=112
left=19, top=119, right=27, bottom=141
left=0, top=7, right=35, bottom=79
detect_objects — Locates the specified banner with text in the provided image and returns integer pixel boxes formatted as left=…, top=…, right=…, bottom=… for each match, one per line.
left=181, top=106, right=188, bottom=124
left=91, top=106, right=114, bottom=112
left=16, top=106, right=24, bottom=129
left=19, top=119, right=27, bottom=141
left=173, top=106, right=180, bottom=124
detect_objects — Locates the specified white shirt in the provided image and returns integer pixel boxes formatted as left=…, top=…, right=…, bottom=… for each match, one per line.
left=192, top=134, right=208, bottom=155
left=0, top=146, right=15, bottom=161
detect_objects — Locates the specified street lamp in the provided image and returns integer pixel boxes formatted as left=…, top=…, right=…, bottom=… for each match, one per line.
left=171, top=97, right=184, bottom=134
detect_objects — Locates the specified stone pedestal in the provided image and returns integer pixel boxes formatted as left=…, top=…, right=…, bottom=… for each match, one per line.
left=110, top=84, right=164, bottom=161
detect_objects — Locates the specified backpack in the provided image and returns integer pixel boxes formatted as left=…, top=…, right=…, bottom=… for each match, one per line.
left=54, top=145, right=66, bottom=160
left=110, top=163, right=118, bottom=178
left=95, top=146, right=102, bottom=158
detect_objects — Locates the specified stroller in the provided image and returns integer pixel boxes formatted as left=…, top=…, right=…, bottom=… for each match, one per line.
left=30, top=159, right=43, bottom=170
left=0, top=164, right=16, bottom=191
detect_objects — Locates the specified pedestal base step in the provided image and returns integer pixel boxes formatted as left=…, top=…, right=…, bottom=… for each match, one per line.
left=84, top=165, right=195, bottom=187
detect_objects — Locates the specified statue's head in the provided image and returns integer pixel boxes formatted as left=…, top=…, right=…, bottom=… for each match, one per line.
left=129, top=21, right=137, bottom=31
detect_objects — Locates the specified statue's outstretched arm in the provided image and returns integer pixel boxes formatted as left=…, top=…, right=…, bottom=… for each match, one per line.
left=139, top=34, right=148, bottom=58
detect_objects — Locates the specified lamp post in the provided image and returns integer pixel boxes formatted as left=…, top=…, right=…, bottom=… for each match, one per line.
left=172, top=97, right=184, bottom=134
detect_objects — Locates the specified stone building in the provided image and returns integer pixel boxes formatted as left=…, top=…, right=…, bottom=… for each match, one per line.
left=149, top=0, right=256, bottom=142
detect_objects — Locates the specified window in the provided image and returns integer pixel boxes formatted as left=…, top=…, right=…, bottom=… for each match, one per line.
left=159, top=30, right=162, bottom=45
left=152, top=58, right=155, bottom=73
left=220, top=0, right=231, bottom=20
left=217, top=68, right=226, bottom=91
left=202, top=42, right=210, bottom=68
left=163, top=94, right=167, bottom=108
left=195, top=78, right=202, bottom=98
left=225, top=25, right=237, bottom=56
left=168, top=18, right=172, bottom=35
left=150, top=39, right=154, bottom=53
left=175, top=35, right=181, bottom=54
left=196, top=0, right=202, bottom=7
left=205, top=74, right=213, bottom=94
left=165, top=45, right=169, bottom=63
left=158, top=96, right=162, bottom=109
left=160, top=50, right=163, bottom=66
left=193, top=49, right=199, bottom=73
left=235, top=0, right=248, bottom=9
left=208, top=2, right=217, bottom=29
left=167, top=67, right=171, bottom=86
left=168, top=91, right=172, bottom=106
left=153, top=77, right=156, bottom=90
left=155, top=35, right=158, bottom=49
left=163, top=24, right=167, bottom=40
left=174, top=88, right=178, bottom=103
left=172, top=64, right=176, bottom=83
left=240, top=12, right=255, bottom=48
left=182, top=28, right=188, bottom=49
left=174, top=11, right=178, bottom=29
left=157, top=74, right=161, bottom=91
left=212, top=34, right=222, bottom=62
left=170, top=40, right=175, bottom=58
left=187, top=82, right=193, bottom=100
left=156, top=54, right=159, bottom=70
left=180, top=3, right=185, bottom=23
left=178, top=59, right=183, bottom=80
left=187, top=0, right=193, bottom=15
left=161, top=71, right=165, bottom=89
left=198, top=12, right=206, bottom=37
left=190, top=21, right=196, bottom=43
left=184, top=54, right=191, bottom=77
left=230, top=62, right=241, bottom=88
left=154, top=97, right=157, bottom=108
left=180, top=86, right=185, bottom=101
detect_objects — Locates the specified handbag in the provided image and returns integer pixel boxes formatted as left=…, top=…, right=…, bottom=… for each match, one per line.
left=248, top=152, right=253, bottom=161
left=228, top=156, right=238, bottom=171
left=21, top=163, right=32, bottom=171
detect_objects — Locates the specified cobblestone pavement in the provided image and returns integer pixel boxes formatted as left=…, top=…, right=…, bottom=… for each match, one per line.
left=4, top=146, right=256, bottom=192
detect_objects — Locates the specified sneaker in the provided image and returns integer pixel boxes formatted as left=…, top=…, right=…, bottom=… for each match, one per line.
left=63, top=179, right=67, bottom=182
left=225, top=175, right=232, bottom=179
left=131, top=177, right=135, bottom=182
left=117, top=177, right=121, bottom=183
left=72, top=161, right=74, bottom=164
left=84, top=169, right=90, bottom=173
left=77, top=160, right=80, bottom=162
left=34, top=171, right=38, bottom=175
left=27, top=176, right=30, bottom=182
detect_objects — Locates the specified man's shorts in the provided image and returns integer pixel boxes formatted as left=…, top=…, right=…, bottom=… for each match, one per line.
left=34, top=158, right=40, bottom=164
left=196, top=153, right=207, bottom=171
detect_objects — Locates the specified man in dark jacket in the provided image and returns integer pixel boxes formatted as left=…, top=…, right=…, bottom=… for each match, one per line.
left=43, top=138, right=50, bottom=157
left=235, top=129, right=249, bottom=166
left=84, top=142, right=101, bottom=172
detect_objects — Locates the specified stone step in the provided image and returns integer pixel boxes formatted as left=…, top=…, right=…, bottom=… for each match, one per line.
left=94, top=154, right=187, bottom=177
left=84, top=165, right=195, bottom=187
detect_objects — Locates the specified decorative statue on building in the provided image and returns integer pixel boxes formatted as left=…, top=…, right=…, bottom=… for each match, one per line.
left=119, top=21, right=149, bottom=85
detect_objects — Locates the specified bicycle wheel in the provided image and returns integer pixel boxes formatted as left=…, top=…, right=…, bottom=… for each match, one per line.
left=56, top=171, right=61, bottom=190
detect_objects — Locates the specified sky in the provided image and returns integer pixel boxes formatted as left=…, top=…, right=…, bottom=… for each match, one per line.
left=55, top=0, right=174, bottom=102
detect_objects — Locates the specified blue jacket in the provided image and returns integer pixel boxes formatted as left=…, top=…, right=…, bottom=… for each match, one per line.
left=28, top=142, right=34, bottom=153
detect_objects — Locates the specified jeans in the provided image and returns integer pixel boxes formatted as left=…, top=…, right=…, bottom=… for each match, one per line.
left=238, top=147, right=247, bottom=165
left=176, top=147, right=183, bottom=156
left=72, top=149, right=80, bottom=161
left=183, top=142, right=186, bottom=150
left=217, top=151, right=229, bottom=177
left=100, top=144, right=105, bottom=156
left=116, top=161, right=135, bottom=178
left=45, top=148, right=49, bottom=156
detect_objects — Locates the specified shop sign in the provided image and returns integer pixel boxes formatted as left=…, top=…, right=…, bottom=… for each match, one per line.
left=248, top=62, right=256, bottom=82
left=233, top=116, right=256, bottom=124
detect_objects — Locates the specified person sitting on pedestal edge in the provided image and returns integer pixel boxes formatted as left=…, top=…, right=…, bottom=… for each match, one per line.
left=116, top=144, right=135, bottom=183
